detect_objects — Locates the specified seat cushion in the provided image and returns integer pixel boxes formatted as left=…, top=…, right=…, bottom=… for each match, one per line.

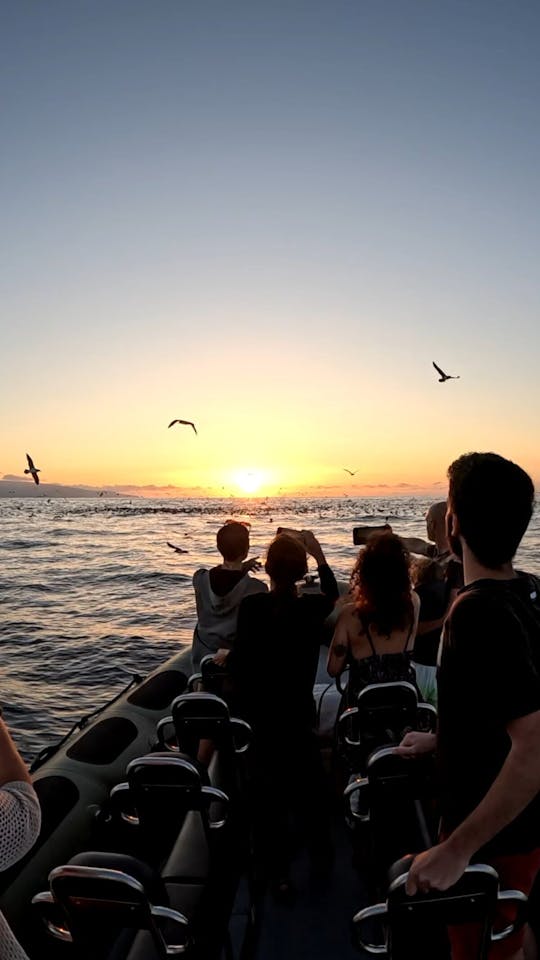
left=162, top=811, right=210, bottom=883
left=125, top=884, right=204, bottom=960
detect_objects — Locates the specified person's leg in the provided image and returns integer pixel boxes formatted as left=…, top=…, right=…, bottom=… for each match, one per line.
left=524, top=867, right=540, bottom=960
left=291, top=732, right=333, bottom=874
left=250, top=739, right=293, bottom=893
left=524, top=925, right=538, bottom=960
left=448, top=850, right=540, bottom=960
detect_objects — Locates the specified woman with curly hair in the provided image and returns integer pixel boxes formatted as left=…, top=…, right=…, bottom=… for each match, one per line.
left=327, top=531, right=419, bottom=694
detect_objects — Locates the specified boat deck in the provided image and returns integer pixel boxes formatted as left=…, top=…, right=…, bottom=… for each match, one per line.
left=250, top=819, right=369, bottom=960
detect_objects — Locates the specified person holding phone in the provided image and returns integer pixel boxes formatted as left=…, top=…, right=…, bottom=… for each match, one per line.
left=0, top=711, right=41, bottom=959
left=219, top=529, right=339, bottom=897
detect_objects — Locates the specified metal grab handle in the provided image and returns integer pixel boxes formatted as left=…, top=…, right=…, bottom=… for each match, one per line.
left=156, top=715, right=178, bottom=751
left=491, top=888, right=528, bottom=942
left=151, top=905, right=190, bottom=955
left=335, top=665, right=350, bottom=695
left=201, top=785, right=229, bottom=829
left=187, top=673, right=203, bottom=692
left=417, top=702, right=437, bottom=732
left=352, top=902, right=387, bottom=955
left=32, top=891, right=74, bottom=943
left=343, top=777, right=369, bottom=822
left=109, top=781, right=140, bottom=826
left=337, top=706, right=361, bottom=746
left=45, top=920, right=74, bottom=943
left=231, top=717, right=252, bottom=754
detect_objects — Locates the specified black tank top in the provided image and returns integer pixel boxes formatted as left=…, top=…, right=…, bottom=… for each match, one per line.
left=348, top=617, right=417, bottom=694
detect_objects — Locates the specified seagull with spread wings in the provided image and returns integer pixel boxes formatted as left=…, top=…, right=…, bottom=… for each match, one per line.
left=168, top=419, right=197, bottom=434
left=24, top=453, right=41, bottom=485
left=166, top=541, right=189, bottom=554
left=343, top=468, right=358, bottom=476
left=432, top=361, right=460, bottom=383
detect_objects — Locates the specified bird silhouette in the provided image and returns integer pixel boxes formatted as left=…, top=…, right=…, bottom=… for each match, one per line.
left=343, top=468, right=358, bottom=476
left=168, top=419, right=197, bottom=435
left=24, top=453, right=40, bottom=485
left=166, top=541, right=189, bottom=554
left=432, top=361, right=460, bottom=383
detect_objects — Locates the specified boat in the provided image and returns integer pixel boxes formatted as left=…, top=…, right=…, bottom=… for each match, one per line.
left=0, top=559, right=529, bottom=959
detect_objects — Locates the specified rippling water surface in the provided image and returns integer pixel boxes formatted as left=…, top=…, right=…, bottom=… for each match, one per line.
left=2, top=496, right=539, bottom=759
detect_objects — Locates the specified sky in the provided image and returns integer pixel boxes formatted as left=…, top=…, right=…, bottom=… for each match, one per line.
left=2, top=1, right=539, bottom=497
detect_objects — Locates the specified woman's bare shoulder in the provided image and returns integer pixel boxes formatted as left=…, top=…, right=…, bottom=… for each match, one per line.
left=336, top=603, right=363, bottom=635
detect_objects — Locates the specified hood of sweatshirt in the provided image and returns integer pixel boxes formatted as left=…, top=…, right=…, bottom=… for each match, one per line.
left=193, top=568, right=261, bottom=615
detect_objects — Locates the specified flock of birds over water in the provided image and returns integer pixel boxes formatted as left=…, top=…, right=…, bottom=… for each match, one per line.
left=20, top=361, right=459, bottom=491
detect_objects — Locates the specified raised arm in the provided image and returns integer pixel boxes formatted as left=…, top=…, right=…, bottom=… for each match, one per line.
left=301, top=531, right=339, bottom=603
left=399, top=536, right=434, bottom=557
left=327, top=611, right=350, bottom=677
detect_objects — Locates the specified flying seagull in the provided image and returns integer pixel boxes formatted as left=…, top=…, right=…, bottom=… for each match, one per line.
left=24, top=453, right=40, bottom=485
left=168, top=419, right=197, bottom=435
left=343, top=468, right=358, bottom=476
left=432, top=361, right=460, bottom=383
left=166, top=541, right=189, bottom=554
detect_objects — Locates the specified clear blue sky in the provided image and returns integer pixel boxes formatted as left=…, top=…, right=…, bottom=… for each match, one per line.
left=2, top=1, right=539, bottom=492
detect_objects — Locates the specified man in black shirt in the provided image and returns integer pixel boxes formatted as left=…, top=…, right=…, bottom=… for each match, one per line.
left=396, top=452, right=540, bottom=960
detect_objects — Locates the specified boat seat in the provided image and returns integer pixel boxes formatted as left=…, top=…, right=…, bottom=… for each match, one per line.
left=157, top=692, right=250, bottom=758
left=162, top=811, right=210, bottom=884
left=188, top=654, right=233, bottom=700
left=345, top=748, right=436, bottom=884
left=353, top=853, right=528, bottom=959
left=124, top=875, right=234, bottom=960
left=31, top=851, right=190, bottom=960
left=337, top=682, right=436, bottom=771
left=156, top=693, right=251, bottom=805
left=108, top=753, right=228, bottom=864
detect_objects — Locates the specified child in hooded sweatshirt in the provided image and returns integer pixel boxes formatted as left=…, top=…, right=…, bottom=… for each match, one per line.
left=191, top=521, right=268, bottom=672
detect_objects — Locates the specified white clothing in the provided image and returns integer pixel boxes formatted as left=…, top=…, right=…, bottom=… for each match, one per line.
left=0, top=780, right=41, bottom=960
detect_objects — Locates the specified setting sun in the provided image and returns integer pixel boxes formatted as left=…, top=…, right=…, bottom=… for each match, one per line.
left=234, top=470, right=263, bottom=495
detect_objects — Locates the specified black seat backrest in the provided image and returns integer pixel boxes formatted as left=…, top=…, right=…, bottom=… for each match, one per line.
left=199, top=654, right=233, bottom=699
left=354, top=854, right=527, bottom=959
left=113, top=752, right=231, bottom=858
left=171, top=693, right=233, bottom=756
left=127, top=752, right=209, bottom=834
left=368, top=748, right=434, bottom=871
left=387, top=859, right=497, bottom=959
left=345, top=749, right=435, bottom=882
left=157, top=692, right=250, bottom=766
left=357, top=682, right=419, bottom=743
left=33, top=851, right=188, bottom=960
left=339, top=682, right=421, bottom=771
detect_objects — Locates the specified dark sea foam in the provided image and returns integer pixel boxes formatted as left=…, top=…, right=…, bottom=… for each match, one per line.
left=1, top=495, right=539, bottom=759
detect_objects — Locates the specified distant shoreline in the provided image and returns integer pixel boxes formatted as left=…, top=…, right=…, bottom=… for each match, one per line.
left=0, top=479, right=439, bottom=501
left=0, top=480, right=125, bottom=499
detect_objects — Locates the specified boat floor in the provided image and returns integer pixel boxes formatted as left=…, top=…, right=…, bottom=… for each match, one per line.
left=231, top=815, right=370, bottom=960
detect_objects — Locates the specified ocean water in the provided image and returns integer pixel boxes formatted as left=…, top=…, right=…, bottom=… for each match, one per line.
left=1, top=495, right=539, bottom=760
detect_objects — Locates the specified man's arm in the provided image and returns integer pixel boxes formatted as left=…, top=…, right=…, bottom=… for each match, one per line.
left=399, top=536, right=434, bottom=557
left=407, top=709, right=540, bottom=893
left=449, top=710, right=540, bottom=857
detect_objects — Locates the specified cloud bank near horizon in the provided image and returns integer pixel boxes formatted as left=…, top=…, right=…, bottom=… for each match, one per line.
left=1, top=475, right=447, bottom=498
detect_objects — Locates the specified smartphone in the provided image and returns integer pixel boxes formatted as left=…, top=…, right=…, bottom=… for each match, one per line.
left=276, top=527, right=304, bottom=541
left=352, top=523, right=391, bottom=546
